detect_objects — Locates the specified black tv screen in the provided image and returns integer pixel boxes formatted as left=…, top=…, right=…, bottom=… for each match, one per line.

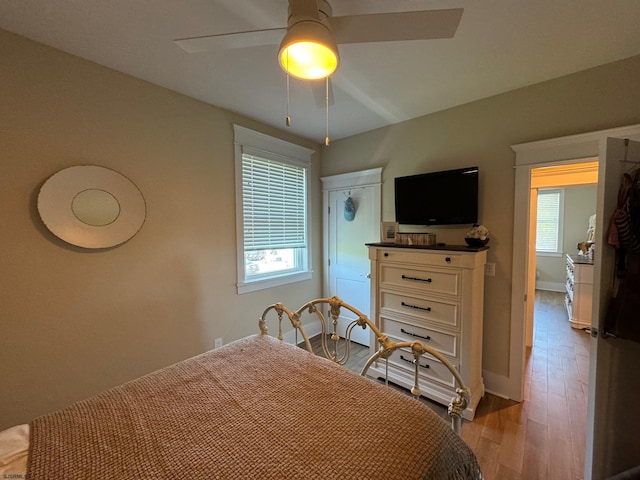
left=394, top=167, right=478, bottom=226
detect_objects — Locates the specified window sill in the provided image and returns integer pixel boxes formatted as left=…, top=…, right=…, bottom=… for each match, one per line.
left=536, top=251, right=564, bottom=258
left=237, top=271, right=313, bottom=294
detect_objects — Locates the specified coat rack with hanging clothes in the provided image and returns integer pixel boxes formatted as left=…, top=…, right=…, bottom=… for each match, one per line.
left=605, top=139, right=640, bottom=342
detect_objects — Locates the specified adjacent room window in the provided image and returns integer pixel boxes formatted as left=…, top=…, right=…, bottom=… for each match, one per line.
left=234, top=125, right=314, bottom=294
left=536, top=188, right=564, bottom=254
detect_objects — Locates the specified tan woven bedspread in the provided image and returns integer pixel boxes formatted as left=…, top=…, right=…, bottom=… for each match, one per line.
left=28, top=334, right=481, bottom=479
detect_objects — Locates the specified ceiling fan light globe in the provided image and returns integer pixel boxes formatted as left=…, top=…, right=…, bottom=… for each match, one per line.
left=278, top=20, right=339, bottom=80
left=280, top=42, right=338, bottom=79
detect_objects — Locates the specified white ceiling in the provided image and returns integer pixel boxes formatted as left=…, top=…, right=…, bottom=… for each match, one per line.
left=2, top=0, right=640, bottom=144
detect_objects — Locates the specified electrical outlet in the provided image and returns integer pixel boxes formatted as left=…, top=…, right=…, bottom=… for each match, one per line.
left=214, top=337, right=223, bottom=349
left=484, top=262, right=496, bottom=277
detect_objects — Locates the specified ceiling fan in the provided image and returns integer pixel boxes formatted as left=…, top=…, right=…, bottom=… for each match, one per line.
left=174, top=0, right=464, bottom=80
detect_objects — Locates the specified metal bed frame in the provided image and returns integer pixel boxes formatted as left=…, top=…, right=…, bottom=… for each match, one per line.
left=259, top=296, right=470, bottom=435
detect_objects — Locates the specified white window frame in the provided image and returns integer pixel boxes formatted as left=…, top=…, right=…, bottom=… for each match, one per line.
left=536, top=188, right=564, bottom=256
left=234, top=125, right=315, bottom=294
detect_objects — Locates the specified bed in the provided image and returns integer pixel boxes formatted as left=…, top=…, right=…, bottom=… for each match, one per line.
left=0, top=297, right=481, bottom=479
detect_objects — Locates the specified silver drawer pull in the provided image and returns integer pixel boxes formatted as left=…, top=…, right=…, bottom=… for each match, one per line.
left=401, top=274, right=432, bottom=283
left=401, top=301, right=431, bottom=312
left=400, top=328, right=431, bottom=341
left=400, top=354, right=430, bottom=369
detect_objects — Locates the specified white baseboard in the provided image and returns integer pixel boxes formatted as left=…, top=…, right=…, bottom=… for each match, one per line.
left=281, top=319, right=322, bottom=345
left=482, top=369, right=523, bottom=402
left=535, top=281, right=565, bottom=292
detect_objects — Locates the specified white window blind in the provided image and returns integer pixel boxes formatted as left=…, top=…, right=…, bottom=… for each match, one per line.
left=536, top=189, right=562, bottom=252
left=242, top=153, right=306, bottom=251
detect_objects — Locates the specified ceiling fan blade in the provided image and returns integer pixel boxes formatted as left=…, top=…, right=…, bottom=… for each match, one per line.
left=311, top=78, right=334, bottom=108
left=175, top=28, right=286, bottom=53
left=330, top=8, right=463, bottom=44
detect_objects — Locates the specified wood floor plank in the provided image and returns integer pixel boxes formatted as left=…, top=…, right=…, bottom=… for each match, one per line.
left=567, top=387, right=587, bottom=477
left=548, top=433, right=574, bottom=479
left=497, top=418, right=526, bottom=473
left=522, top=444, right=549, bottom=480
left=547, top=391, right=572, bottom=440
left=461, top=417, right=482, bottom=449
left=548, top=365, right=567, bottom=397
left=529, top=370, right=548, bottom=394
left=479, top=396, right=507, bottom=444
left=473, top=436, right=501, bottom=480
left=527, top=386, right=548, bottom=425
left=524, top=418, right=548, bottom=449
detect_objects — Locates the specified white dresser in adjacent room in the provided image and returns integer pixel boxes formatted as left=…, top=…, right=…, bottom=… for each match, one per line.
left=565, top=254, right=594, bottom=329
left=366, top=243, right=487, bottom=420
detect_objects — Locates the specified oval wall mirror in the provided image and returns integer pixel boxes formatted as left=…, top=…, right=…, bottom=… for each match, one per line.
left=38, top=165, right=146, bottom=249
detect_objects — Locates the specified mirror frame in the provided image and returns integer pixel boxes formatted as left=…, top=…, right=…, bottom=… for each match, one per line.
left=37, top=165, right=146, bottom=249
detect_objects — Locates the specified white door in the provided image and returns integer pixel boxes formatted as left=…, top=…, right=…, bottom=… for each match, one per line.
left=327, top=186, right=379, bottom=345
left=586, top=137, right=640, bottom=478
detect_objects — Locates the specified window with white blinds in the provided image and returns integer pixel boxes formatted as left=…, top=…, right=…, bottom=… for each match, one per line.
left=242, top=154, right=306, bottom=251
left=234, top=125, right=314, bottom=294
left=536, top=189, right=563, bottom=253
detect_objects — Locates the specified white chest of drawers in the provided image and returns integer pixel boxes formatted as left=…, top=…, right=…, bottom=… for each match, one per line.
left=367, top=244, right=487, bottom=420
left=565, top=254, right=593, bottom=329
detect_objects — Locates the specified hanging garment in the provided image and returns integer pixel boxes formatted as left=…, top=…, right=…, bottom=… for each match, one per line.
left=609, top=169, right=640, bottom=252
left=606, top=169, right=640, bottom=341
left=607, top=169, right=640, bottom=276
left=605, top=257, right=640, bottom=342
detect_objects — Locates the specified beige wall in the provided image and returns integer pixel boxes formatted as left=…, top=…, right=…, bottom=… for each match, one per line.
left=0, top=29, right=322, bottom=429
left=320, top=55, right=640, bottom=386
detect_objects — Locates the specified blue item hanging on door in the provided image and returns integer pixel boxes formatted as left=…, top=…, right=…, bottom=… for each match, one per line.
left=344, top=196, right=356, bottom=221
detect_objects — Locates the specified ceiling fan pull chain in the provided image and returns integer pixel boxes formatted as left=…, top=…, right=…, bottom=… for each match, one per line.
left=285, top=51, right=291, bottom=127
left=325, top=76, right=330, bottom=146
left=285, top=76, right=291, bottom=127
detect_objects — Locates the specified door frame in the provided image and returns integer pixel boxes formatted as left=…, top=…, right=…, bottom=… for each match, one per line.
left=320, top=168, right=382, bottom=299
left=510, top=124, right=640, bottom=478
left=510, top=124, right=640, bottom=399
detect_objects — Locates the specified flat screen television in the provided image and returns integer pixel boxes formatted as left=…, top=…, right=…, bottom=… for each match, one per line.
left=394, top=166, right=478, bottom=226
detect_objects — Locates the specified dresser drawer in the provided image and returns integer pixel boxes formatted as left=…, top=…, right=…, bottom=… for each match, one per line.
left=380, top=290, right=459, bottom=329
left=387, top=348, right=458, bottom=389
left=380, top=316, right=459, bottom=358
left=376, top=249, right=462, bottom=267
left=379, top=264, right=460, bottom=297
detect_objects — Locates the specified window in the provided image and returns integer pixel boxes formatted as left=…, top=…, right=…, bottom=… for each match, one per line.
left=234, top=125, right=314, bottom=294
left=536, top=189, right=564, bottom=253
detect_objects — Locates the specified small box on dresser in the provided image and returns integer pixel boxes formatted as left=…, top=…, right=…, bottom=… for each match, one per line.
left=366, top=243, right=488, bottom=420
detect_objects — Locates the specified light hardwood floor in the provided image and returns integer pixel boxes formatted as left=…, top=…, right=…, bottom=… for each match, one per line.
left=461, top=290, right=590, bottom=480
left=305, top=290, right=591, bottom=480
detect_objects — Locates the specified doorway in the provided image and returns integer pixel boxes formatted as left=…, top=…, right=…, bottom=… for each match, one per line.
left=511, top=126, right=640, bottom=479
left=321, top=168, right=382, bottom=346
left=526, top=161, right=598, bottom=347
